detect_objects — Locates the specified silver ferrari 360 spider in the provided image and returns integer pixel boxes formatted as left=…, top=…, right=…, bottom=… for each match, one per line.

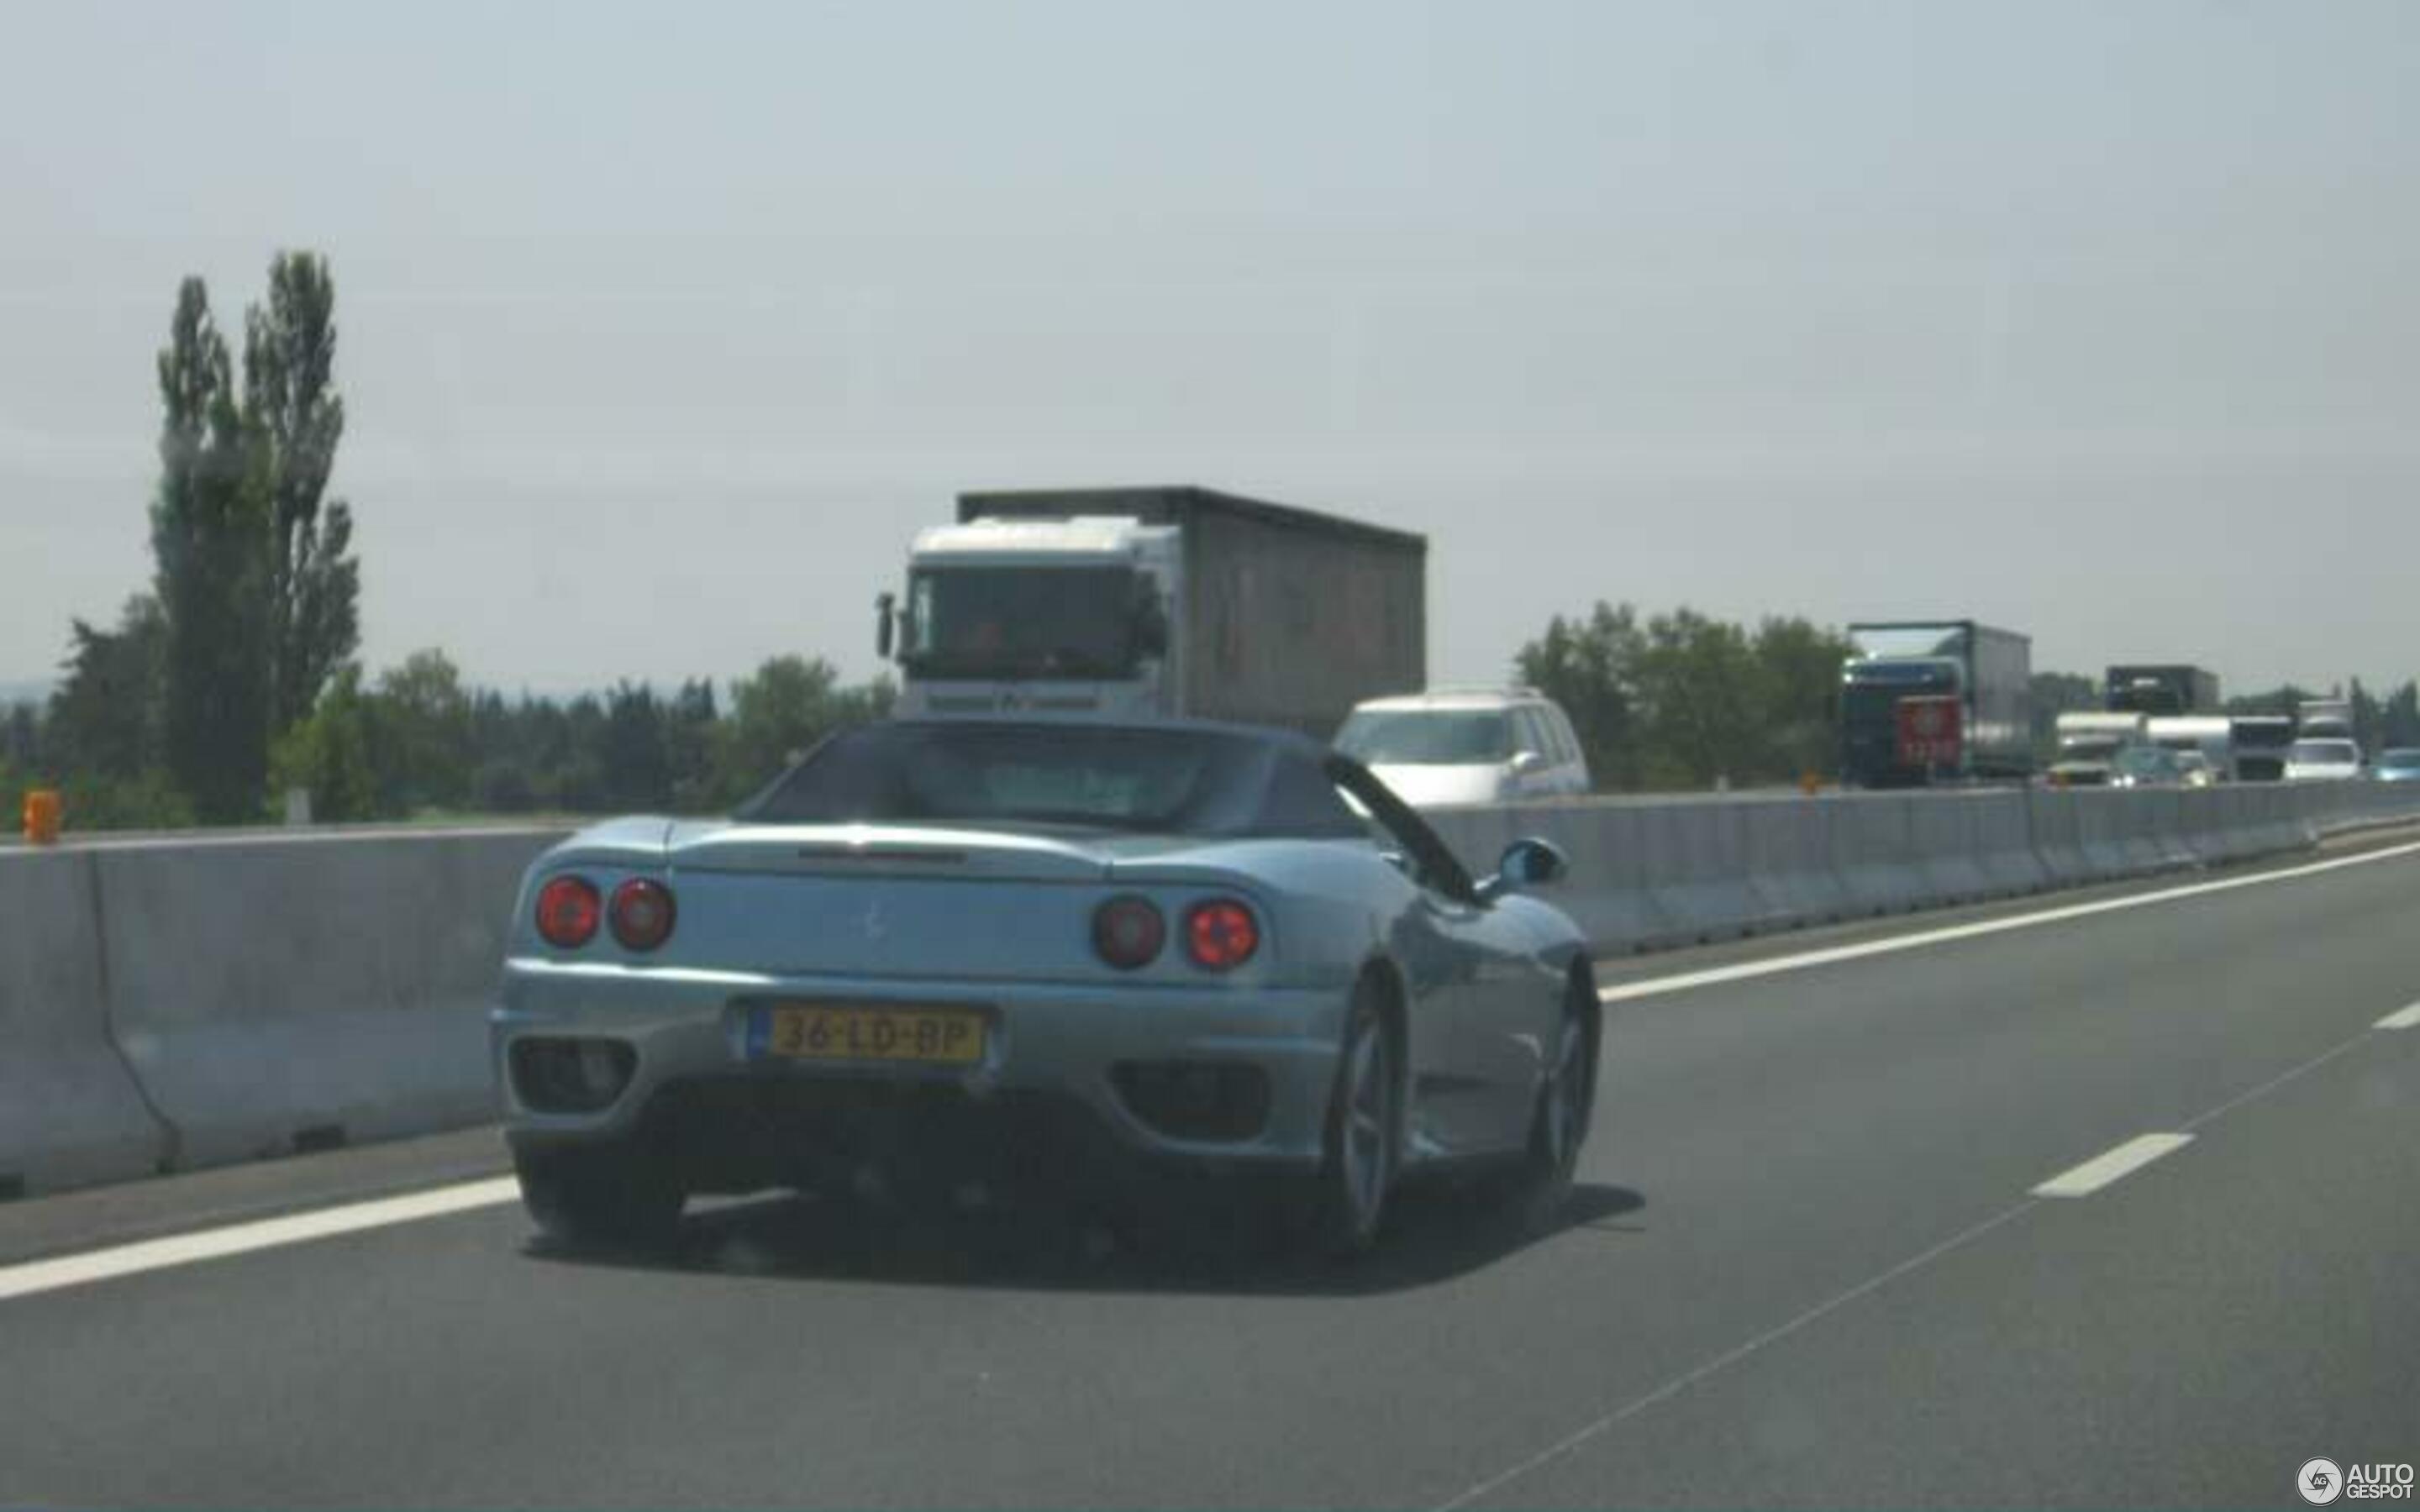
left=492, top=718, right=1598, bottom=1255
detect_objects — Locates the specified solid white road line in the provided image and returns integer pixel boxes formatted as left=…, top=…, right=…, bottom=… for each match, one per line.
left=2375, top=1003, right=2420, bottom=1031
left=0, top=1177, right=523, bottom=1305
left=1599, top=837, right=2420, bottom=1005
left=2029, top=1133, right=2196, bottom=1199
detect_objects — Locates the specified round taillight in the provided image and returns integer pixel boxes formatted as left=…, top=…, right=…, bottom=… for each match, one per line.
left=1185, top=899, right=1260, bottom=971
left=535, top=875, right=601, bottom=949
left=1092, top=895, right=1165, bottom=971
left=609, top=878, right=677, bottom=952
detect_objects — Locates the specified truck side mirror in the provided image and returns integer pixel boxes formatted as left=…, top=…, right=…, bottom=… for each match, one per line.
left=1134, top=593, right=1171, bottom=659
left=876, top=592, right=897, bottom=659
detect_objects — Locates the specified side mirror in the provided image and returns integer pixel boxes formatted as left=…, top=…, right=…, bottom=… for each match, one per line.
left=1481, top=837, right=1568, bottom=900
left=1133, top=591, right=1171, bottom=659
left=876, top=592, right=897, bottom=659
left=1508, top=749, right=1545, bottom=776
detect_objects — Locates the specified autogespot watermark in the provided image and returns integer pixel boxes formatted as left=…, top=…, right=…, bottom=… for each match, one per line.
left=2301, top=1458, right=2417, bottom=1504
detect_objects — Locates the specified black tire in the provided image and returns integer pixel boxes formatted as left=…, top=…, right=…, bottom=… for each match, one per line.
left=1286, top=979, right=1400, bottom=1257
left=1507, top=974, right=1596, bottom=1231
left=514, top=1142, right=686, bottom=1252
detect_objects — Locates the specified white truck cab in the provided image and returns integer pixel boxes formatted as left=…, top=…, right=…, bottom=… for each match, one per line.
left=883, top=516, right=1180, bottom=722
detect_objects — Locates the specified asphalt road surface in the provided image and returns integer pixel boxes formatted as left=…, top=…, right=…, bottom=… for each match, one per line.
left=4, top=837, right=2417, bottom=1509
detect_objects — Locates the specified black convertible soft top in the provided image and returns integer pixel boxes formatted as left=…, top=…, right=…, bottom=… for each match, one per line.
left=739, top=719, right=1370, bottom=840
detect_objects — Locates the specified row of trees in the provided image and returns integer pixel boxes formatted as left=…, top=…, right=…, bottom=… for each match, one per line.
left=1, top=651, right=895, bottom=827
left=1513, top=604, right=1854, bottom=790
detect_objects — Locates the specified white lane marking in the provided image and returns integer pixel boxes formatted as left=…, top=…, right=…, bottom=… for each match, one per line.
left=1599, top=838, right=2420, bottom=1005
left=2028, top=1133, right=2195, bottom=1199
left=1438, top=995, right=2401, bottom=1507
left=0, top=1177, right=522, bottom=1305
left=2376, top=1003, right=2420, bottom=1031
left=1430, top=1199, right=2043, bottom=1511
left=2181, top=1033, right=2380, bottom=1132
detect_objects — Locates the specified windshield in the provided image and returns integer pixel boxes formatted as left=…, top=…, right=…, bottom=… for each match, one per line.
left=1848, top=626, right=1970, bottom=660
left=740, top=722, right=1360, bottom=837
left=2108, top=685, right=2184, bottom=715
left=2113, top=746, right=2173, bottom=778
left=2059, top=736, right=2123, bottom=761
left=2288, top=740, right=2360, bottom=764
left=2379, top=748, right=2420, bottom=771
left=1335, top=709, right=1515, bottom=765
left=903, top=565, right=1140, bottom=680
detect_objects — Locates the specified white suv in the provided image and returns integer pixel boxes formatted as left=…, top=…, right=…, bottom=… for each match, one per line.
left=1334, top=689, right=1592, bottom=807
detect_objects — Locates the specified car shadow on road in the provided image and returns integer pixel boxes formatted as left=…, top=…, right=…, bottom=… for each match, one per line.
left=525, top=1180, right=1646, bottom=1298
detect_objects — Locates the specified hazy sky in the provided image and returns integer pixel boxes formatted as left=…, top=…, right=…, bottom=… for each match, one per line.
left=4, top=0, right=2416, bottom=701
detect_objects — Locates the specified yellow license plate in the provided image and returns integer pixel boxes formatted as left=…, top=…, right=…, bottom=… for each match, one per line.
left=755, top=1005, right=986, bottom=1065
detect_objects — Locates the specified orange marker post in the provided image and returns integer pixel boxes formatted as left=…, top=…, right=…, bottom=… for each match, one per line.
left=23, top=788, right=62, bottom=846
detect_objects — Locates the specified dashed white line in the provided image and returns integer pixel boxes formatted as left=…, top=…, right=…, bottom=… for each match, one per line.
left=2028, top=1133, right=2196, bottom=1199
left=2375, top=1003, right=2420, bottom=1031
left=1598, top=837, right=2420, bottom=1005
left=1429, top=1199, right=2043, bottom=1512
left=0, top=1177, right=523, bottom=1305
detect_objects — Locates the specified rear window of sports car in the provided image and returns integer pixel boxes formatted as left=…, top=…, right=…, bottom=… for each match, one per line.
left=739, top=722, right=1368, bottom=838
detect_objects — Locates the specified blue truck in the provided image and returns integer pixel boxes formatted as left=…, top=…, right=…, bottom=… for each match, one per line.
left=1839, top=620, right=2034, bottom=787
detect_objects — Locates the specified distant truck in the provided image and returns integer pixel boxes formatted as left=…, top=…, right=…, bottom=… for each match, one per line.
left=1839, top=621, right=2034, bottom=786
left=2049, top=711, right=2148, bottom=786
left=877, top=486, right=1427, bottom=734
left=2298, top=697, right=2355, bottom=741
left=2230, top=715, right=2296, bottom=781
left=2105, top=664, right=2222, bottom=717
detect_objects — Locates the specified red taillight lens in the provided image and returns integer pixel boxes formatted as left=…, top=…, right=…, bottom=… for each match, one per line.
left=1092, top=895, right=1165, bottom=970
left=609, top=878, right=677, bottom=952
left=535, top=875, right=602, bottom=949
left=1185, top=899, right=1260, bottom=971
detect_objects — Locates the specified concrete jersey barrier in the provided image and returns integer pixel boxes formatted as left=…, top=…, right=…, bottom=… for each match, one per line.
left=92, top=829, right=564, bottom=1172
left=0, top=850, right=173, bottom=1194
left=9, top=782, right=2420, bottom=1199
left=1435, top=780, right=2420, bottom=959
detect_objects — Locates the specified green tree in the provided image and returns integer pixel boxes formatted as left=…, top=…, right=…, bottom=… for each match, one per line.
left=1633, top=608, right=1765, bottom=788
left=243, top=252, right=361, bottom=733
left=267, top=664, right=381, bottom=822
left=47, top=595, right=169, bottom=782
left=2351, top=677, right=2383, bottom=754
left=1515, top=601, right=1644, bottom=790
left=601, top=681, right=671, bottom=810
left=2381, top=681, right=2420, bottom=748
left=374, top=649, right=474, bottom=811
left=713, top=656, right=855, bottom=805
left=1750, top=616, right=1854, bottom=781
left=2, top=701, right=39, bottom=776
left=151, top=278, right=271, bottom=822
left=666, top=678, right=721, bottom=812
